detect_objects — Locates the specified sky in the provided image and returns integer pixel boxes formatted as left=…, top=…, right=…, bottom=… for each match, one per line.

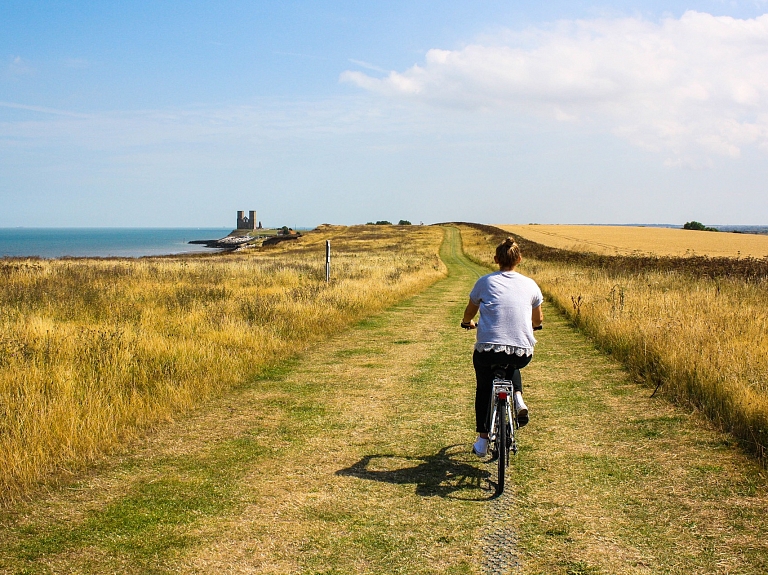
left=2, top=1, right=768, bottom=227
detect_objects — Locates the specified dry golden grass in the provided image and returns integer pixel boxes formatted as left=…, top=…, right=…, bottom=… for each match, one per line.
left=0, top=225, right=446, bottom=503
left=460, top=223, right=768, bottom=460
left=499, top=224, right=768, bottom=258
left=1, top=226, right=485, bottom=575
left=529, top=262, right=768, bottom=455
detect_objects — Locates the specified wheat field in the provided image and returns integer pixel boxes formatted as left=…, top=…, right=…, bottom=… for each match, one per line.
left=500, top=224, right=768, bottom=258
left=0, top=225, right=446, bottom=503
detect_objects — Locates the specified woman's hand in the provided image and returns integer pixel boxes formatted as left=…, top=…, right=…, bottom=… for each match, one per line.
left=532, top=304, right=544, bottom=328
left=461, top=320, right=476, bottom=330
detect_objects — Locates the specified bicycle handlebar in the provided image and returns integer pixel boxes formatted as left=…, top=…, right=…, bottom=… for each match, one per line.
left=462, top=322, right=543, bottom=331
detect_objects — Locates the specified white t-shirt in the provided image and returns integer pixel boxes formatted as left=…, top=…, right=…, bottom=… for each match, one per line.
left=469, top=271, right=544, bottom=353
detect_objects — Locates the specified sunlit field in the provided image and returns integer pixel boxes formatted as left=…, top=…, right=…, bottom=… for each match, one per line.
left=500, top=224, right=768, bottom=258
left=459, top=223, right=768, bottom=461
left=0, top=225, right=445, bottom=503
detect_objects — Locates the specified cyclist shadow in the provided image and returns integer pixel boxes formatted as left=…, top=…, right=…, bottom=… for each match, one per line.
left=336, top=445, right=495, bottom=501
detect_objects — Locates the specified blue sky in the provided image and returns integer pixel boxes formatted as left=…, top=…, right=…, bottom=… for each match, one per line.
left=2, top=1, right=767, bottom=227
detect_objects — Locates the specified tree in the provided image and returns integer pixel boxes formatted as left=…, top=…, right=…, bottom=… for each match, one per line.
left=683, top=221, right=718, bottom=232
left=398, top=220, right=412, bottom=225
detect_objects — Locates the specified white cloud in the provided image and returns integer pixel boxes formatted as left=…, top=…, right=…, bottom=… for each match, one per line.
left=341, top=11, right=768, bottom=163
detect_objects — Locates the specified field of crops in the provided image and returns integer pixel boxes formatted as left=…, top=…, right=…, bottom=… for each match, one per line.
left=500, top=224, right=768, bottom=258
left=0, top=225, right=445, bottom=503
left=460, top=223, right=768, bottom=461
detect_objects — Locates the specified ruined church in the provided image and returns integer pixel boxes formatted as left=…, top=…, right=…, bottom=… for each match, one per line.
left=237, top=210, right=261, bottom=230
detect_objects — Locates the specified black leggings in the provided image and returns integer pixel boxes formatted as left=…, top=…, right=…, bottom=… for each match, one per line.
left=473, top=350, right=532, bottom=433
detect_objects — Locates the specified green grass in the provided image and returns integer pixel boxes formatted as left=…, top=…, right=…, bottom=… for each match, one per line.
left=11, top=435, right=266, bottom=566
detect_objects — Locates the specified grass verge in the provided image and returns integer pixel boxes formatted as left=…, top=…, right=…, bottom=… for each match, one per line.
left=513, top=306, right=768, bottom=574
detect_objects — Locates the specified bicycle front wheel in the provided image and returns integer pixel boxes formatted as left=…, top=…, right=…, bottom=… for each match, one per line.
left=497, top=400, right=507, bottom=494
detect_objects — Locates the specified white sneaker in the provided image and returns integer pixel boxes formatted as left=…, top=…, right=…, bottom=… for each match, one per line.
left=473, top=436, right=489, bottom=457
left=514, top=392, right=528, bottom=418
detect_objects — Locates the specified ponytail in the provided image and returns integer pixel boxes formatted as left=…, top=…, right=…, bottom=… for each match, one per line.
left=495, top=237, right=521, bottom=269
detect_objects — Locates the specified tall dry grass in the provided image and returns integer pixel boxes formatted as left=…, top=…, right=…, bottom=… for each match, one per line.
left=0, top=225, right=446, bottom=502
left=457, top=223, right=768, bottom=460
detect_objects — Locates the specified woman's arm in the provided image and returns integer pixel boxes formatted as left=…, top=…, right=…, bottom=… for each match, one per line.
left=532, top=304, right=543, bottom=328
left=462, top=299, right=480, bottom=327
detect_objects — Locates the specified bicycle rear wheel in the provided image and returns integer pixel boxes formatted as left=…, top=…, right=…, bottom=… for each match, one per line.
left=497, top=399, right=507, bottom=494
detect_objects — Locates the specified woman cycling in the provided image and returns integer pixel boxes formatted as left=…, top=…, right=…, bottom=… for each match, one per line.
left=461, top=237, right=543, bottom=457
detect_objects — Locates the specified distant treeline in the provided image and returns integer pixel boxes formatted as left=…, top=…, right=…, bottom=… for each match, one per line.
left=452, top=222, right=768, bottom=281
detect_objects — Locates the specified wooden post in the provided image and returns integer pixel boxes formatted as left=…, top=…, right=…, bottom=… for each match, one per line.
left=325, top=240, right=331, bottom=282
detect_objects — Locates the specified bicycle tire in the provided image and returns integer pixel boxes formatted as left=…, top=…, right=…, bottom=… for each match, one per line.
left=497, top=399, right=507, bottom=494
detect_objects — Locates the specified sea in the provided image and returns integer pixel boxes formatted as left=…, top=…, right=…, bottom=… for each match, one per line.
left=0, top=228, right=232, bottom=259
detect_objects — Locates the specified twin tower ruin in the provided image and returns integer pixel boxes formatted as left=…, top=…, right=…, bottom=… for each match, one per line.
left=236, top=210, right=262, bottom=230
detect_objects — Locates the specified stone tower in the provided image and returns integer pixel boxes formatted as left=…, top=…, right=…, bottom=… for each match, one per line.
left=237, top=210, right=256, bottom=230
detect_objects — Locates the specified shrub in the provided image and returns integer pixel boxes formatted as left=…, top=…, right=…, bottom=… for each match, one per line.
left=684, top=221, right=718, bottom=232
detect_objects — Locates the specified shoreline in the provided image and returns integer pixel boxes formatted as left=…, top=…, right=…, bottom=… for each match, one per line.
left=188, top=229, right=303, bottom=250
left=0, top=228, right=233, bottom=260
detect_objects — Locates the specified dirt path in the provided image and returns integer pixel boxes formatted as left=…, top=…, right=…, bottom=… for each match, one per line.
left=2, top=226, right=768, bottom=574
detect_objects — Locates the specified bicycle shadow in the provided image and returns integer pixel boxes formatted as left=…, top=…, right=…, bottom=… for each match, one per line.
left=336, top=445, right=495, bottom=501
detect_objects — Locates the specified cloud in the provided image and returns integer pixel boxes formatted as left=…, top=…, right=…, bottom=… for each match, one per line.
left=0, top=98, right=426, bottom=160
left=0, top=101, right=90, bottom=117
left=341, top=11, right=768, bottom=163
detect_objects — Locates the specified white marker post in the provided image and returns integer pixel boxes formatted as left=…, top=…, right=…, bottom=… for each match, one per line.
left=325, top=240, right=331, bottom=282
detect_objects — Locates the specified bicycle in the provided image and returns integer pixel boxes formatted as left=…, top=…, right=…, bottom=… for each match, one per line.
left=462, top=322, right=541, bottom=495
left=487, top=366, right=518, bottom=495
